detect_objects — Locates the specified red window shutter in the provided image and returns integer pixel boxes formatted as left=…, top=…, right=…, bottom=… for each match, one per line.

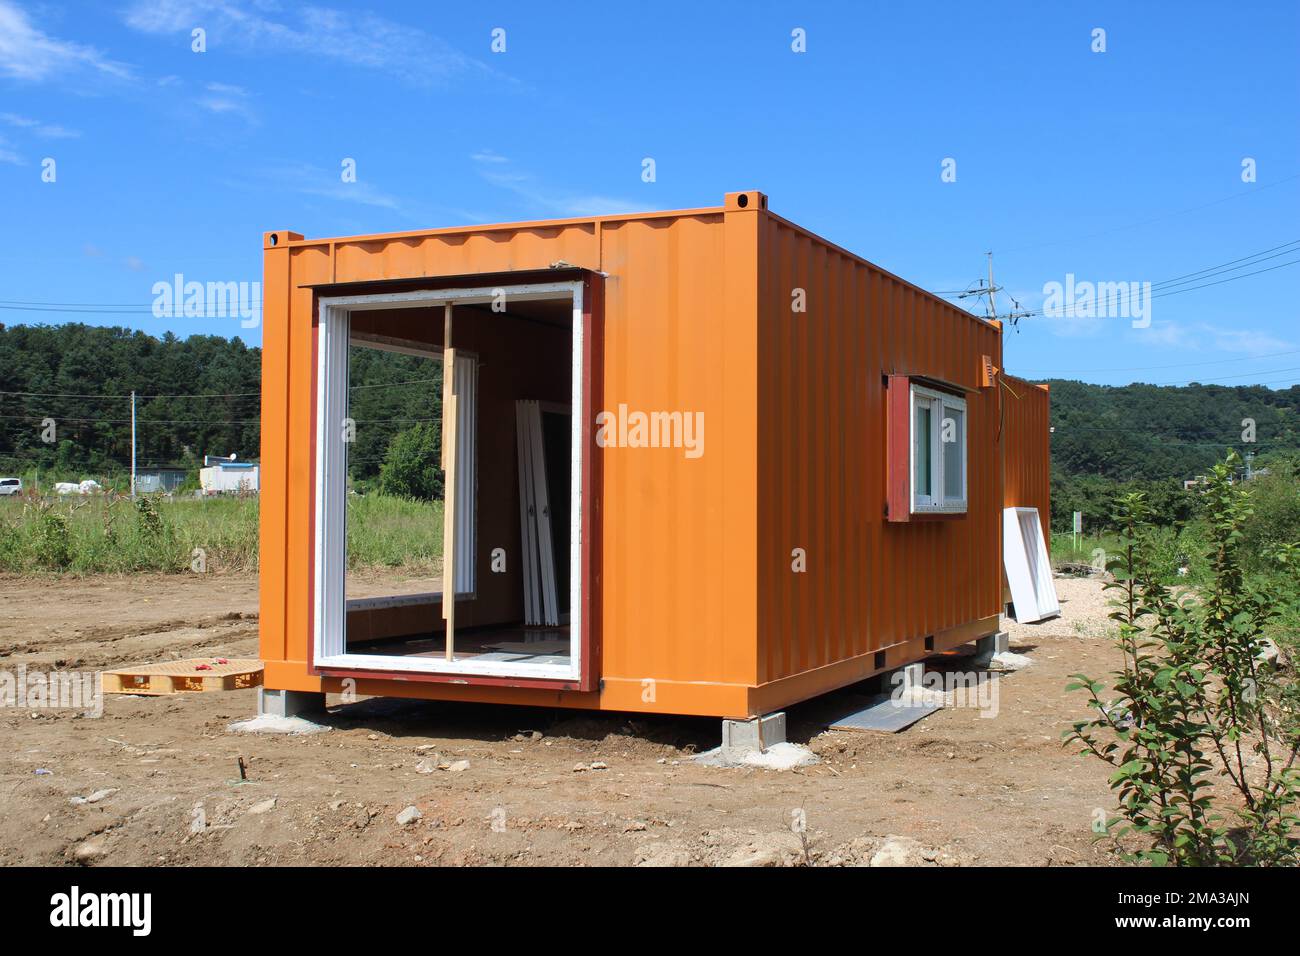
left=886, top=374, right=911, bottom=522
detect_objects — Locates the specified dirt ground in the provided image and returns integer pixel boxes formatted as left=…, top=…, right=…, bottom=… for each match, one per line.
left=0, top=571, right=1133, bottom=867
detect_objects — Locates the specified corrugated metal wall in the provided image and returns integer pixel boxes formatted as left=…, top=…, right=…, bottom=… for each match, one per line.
left=754, top=213, right=1005, bottom=687
left=1001, top=374, right=1052, bottom=525
left=593, top=210, right=759, bottom=694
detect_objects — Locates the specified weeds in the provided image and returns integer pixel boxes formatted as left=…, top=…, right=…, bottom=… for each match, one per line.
left=0, top=493, right=444, bottom=576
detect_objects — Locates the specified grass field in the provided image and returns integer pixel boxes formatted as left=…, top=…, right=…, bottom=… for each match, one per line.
left=0, top=494, right=443, bottom=575
left=1049, top=532, right=1122, bottom=569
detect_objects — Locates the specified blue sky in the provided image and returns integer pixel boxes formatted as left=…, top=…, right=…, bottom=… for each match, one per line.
left=1, top=0, right=1297, bottom=387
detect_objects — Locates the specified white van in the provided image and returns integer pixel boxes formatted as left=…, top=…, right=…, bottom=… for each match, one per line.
left=0, top=477, right=21, bottom=496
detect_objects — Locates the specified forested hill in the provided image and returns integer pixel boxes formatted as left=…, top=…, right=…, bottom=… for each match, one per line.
left=1043, top=379, right=1300, bottom=481
left=1042, top=378, right=1300, bottom=532
left=0, top=323, right=440, bottom=486
left=0, top=323, right=262, bottom=476
left=2, top=324, right=1298, bottom=531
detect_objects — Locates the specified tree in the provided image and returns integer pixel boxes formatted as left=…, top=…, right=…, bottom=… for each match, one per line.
left=377, top=423, right=442, bottom=501
left=1065, top=452, right=1300, bottom=865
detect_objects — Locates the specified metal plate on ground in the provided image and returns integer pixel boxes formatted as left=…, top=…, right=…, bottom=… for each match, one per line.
left=827, top=693, right=943, bottom=734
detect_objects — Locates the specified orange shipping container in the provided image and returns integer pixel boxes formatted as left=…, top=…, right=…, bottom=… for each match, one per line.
left=1000, top=373, right=1053, bottom=607
left=259, top=191, right=1049, bottom=719
left=1001, top=374, right=1052, bottom=524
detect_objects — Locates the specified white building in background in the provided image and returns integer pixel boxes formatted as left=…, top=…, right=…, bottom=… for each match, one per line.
left=134, top=468, right=188, bottom=494
left=199, top=455, right=259, bottom=494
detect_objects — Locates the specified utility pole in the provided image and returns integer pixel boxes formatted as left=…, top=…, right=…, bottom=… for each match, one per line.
left=986, top=252, right=998, bottom=323
left=130, top=390, right=137, bottom=498
left=959, top=252, right=1031, bottom=327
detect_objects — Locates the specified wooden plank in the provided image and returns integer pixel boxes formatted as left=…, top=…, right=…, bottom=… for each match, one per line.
left=441, top=305, right=453, bottom=471
left=442, top=372, right=458, bottom=660
left=440, top=301, right=457, bottom=659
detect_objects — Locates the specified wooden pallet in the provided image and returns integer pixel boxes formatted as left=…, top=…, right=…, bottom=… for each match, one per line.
left=102, top=658, right=263, bottom=696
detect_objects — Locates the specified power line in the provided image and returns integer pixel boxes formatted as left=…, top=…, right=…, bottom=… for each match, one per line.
left=0, top=304, right=263, bottom=315
left=0, top=388, right=261, bottom=399
left=349, top=376, right=440, bottom=390
left=998, top=172, right=1300, bottom=256
left=941, top=239, right=1300, bottom=329
left=0, top=298, right=264, bottom=308
left=0, top=374, right=443, bottom=400
left=1044, top=375, right=1300, bottom=391
left=1130, top=364, right=1300, bottom=387
left=1014, top=346, right=1300, bottom=375
left=0, top=415, right=259, bottom=425
left=1143, top=239, right=1300, bottom=291
left=1075, top=439, right=1293, bottom=448
left=1145, top=256, right=1300, bottom=300
left=1016, top=250, right=1300, bottom=321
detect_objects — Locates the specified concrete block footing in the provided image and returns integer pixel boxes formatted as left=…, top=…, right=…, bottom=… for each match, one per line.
left=895, top=662, right=924, bottom=694
left=258, top=687, right=327, bottom=718
left=976, top=631, right=1010, bottom=657
left=722, top=712, right=787, bottom=754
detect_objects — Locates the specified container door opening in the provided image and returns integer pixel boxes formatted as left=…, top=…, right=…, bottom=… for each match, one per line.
left=313, top=283, right=586, bottom=683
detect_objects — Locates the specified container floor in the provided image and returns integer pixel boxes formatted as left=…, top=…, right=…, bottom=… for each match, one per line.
left=348, top=624, right=571, bottom=665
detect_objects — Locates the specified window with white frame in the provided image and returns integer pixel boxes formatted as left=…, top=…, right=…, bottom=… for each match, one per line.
left=909, top=384, right=967, bottom=513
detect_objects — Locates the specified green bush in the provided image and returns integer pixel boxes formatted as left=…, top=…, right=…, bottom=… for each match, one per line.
left=134, top=496, right=164, bottom=541
left=1240, top=462, right=1300, bottom=573
left=33, top=505, right=72, bottom=570
left=377, top=423, right=442, bottom=501
left=1066, top=452, right=1300, bottom=865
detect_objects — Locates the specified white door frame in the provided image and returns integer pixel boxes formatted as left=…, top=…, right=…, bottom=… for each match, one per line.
left=313, top=282, right=584, bottom=681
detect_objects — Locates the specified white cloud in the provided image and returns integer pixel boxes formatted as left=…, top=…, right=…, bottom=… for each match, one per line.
left=471, top=151, right=644, bottom=218
left=0, top=112, right=79, bottom=137
left=263, top=160, right=403, bottom=210
left=0, top=0, right=131, bottom=82
left=1202, top=325, right=1294, bottom=355
left=198, top=81, right=255, bottom=120
left=1133, top=320, right=1293, bottom=355
left=0, top=134, right=20, bottom=165
left=123, top=1, right=493, bottom=87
